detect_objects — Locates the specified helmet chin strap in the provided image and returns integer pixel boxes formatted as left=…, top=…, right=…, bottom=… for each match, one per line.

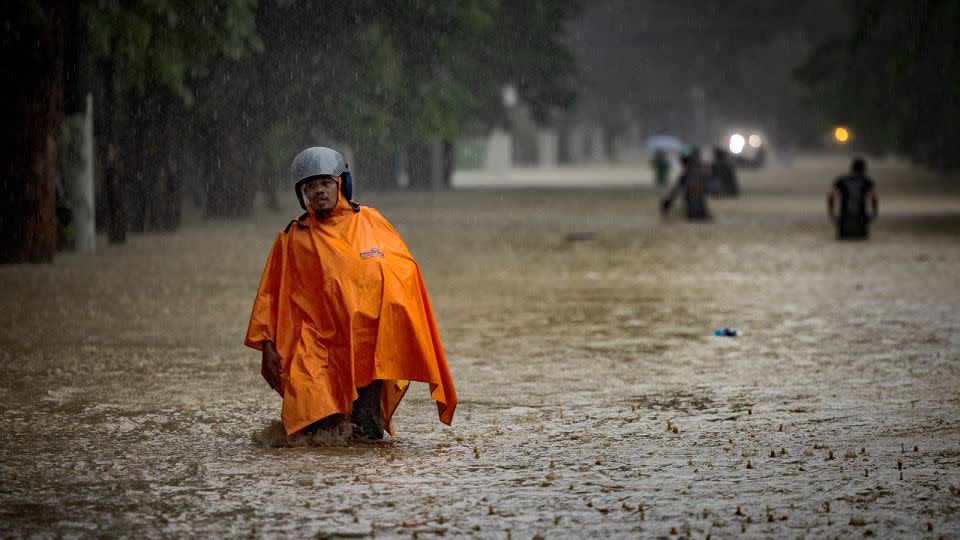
left=295, top=183, right=309, bottom=211
left=340, top=170, right=353, bottom=201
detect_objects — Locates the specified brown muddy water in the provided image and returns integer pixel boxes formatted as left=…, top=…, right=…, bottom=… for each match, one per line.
left=1, top=161, right=959, bottom=538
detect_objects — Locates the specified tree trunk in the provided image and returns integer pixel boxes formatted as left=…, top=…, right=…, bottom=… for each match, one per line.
left=0, top=4, right=65, bottom=263
left=353, top=144, right=395, bottom=192
left=141, top=92, right=181, bottom=232
left=205, top=120, right=256, bottom=218
left=104, top=144, right=126, bottom=244
left=405, top=140, right=455, bottom=190
left=164, top=98, right=185, bottom=230
left=161, top=113, right=182, bottom=230
left=441, top=139, right=455, bottom=188
left=406, top=143, right=431, bottom=190
left=126, top=101, right=147, bottom=232
left=97, top=48, right=127, bottom=244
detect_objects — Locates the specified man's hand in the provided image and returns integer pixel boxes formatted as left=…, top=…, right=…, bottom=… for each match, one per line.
left=261, top=340, right=284, bottom=393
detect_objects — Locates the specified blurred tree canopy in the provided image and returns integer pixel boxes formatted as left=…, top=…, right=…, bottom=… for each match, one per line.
left=218, top=0, right=582, bottom=196
left=2, top=0, right=582, bottom=261
left=795, top=0, right=960, bottom=170
left=83, top=0, right=262, bottom=105
left=570, top=0, right=844, bottom=154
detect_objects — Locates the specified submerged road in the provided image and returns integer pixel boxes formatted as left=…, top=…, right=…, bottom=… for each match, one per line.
left=1, top=159, right=959, bottom=537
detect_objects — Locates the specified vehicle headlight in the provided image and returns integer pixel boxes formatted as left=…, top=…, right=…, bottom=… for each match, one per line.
left=729, top=134, right=745, bottom=154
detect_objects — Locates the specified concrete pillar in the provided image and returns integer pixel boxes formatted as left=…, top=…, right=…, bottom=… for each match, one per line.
left=589, top=128, right=605, bottom=162
left=62, top=93, right=95, bottom=252
left=395, top=143, right=410, bottom=188
left=567, top=126, right=584, bottom=163
left=484, top=129, right=512, bottom=174
left=537, top=130, right=558, bottom=167
left=429, top=138, right=443, bottom=191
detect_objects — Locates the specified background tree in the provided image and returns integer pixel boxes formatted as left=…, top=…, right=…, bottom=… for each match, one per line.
left=224, top=0, right=582, bottom=197
left=795, top=0, right=960, bottom=170
left=568, top=0, right=845, bottom=155
left=1, top=2, right=66, bottom=262
left=3, top=0, right=584, bottom=260
left=84, top=0, right=261, bottom=227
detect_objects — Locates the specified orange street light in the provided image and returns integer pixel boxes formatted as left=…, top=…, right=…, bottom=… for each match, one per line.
left=834, top=126, right=850, bottom=143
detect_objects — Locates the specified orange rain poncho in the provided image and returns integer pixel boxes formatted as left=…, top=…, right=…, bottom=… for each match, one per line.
left=244, top=183, right=457, bottom=435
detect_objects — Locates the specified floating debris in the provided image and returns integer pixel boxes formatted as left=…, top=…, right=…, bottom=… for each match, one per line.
left=565, top=232, right=596, bottom=243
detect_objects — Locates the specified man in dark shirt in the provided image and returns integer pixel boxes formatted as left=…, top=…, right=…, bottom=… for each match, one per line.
left=827, top=157, right=878, bottom=239
left=661, top=153, right=710, bottom=220
left=710, top=147, right=739, bottom=196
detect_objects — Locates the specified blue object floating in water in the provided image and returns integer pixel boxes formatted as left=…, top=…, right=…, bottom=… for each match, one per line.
left=714, top=327, right=740, bottom=337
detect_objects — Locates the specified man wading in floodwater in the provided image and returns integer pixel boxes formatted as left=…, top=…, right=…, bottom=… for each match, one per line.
left=828, top=157, right=878, bottom=240
left=245, top=146, right=457, bottom=439
left=660, top=152, right=711, bottom=220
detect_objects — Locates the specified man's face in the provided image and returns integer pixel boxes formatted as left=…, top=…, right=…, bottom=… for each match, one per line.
left=302, top=175, right=339, bottom=215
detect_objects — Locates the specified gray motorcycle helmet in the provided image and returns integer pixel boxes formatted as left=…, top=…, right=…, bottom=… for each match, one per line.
left=290, top=147, right=348, bottom=210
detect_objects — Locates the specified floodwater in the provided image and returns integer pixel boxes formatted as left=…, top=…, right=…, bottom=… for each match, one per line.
left=2, top=158, right=959, bottom=538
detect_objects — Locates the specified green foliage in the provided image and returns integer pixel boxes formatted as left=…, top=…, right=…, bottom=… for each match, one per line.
left=82, top=0, right=261, bottom=104
left=79, top=0, right=580, bottom=157
left=795, top=0, right=960, bottom=170
left=1, top=1, right=46, bottom=28
left=242, top=0, right=580, bottom=151
left=63, top=0, right=583, bottom=215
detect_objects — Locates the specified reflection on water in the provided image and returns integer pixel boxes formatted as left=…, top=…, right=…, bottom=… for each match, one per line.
left=1, top=164, right=959, bottom=537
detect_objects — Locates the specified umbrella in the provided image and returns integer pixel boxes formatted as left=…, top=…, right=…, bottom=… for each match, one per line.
left=645, top=135, right=686, bottom=152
